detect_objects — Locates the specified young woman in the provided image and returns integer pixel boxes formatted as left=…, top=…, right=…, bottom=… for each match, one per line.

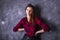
left=13, top=4, right=49, bottom=40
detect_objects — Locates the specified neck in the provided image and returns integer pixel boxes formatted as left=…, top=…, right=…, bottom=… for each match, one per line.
left=27, top=15, right=31, bottom=22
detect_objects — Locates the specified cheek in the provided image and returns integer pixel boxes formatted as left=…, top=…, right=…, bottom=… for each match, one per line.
left=26, top=10, right=28, bottom=13
left=26, top=10, right=29, bottom=15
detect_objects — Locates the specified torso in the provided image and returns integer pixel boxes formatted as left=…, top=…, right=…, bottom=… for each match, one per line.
left=22, top=17, right=42, bottom=37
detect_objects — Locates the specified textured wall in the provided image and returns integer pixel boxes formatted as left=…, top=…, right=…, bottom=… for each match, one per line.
left=0, top=0, right=60, bottom=40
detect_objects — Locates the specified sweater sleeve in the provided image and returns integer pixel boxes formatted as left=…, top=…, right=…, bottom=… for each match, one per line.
left=13, top=18, right=24, bottom=32
left=36, top=17, right=49, bottom=31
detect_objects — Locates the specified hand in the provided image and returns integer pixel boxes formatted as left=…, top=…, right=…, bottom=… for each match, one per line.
left=35, top=29, right=44, bottom=36
left=18, top=28, right=24, bottom=32
left=35, top=31, right=39, bottom=36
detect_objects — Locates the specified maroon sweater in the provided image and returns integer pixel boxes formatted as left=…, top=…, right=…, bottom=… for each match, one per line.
left=13, top=16, right=49, bottom=37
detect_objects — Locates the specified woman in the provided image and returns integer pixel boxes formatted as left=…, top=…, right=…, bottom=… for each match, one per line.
left=13, top=4, right=49, bottom=40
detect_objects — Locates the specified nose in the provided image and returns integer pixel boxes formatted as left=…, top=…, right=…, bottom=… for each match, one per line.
left=29, top=11, right=31, bottom=13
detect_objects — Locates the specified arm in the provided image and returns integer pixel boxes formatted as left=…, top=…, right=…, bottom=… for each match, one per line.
left=13, top=18, right=24, bottom=32
left=35, top=17, right=49, bottom=35
left=18, top=28, right=24, bottom=32
left=35, top=29, right=44, bottom=35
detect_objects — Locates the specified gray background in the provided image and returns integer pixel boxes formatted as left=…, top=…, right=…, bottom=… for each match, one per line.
left=0, top=0, right=60, bottom=40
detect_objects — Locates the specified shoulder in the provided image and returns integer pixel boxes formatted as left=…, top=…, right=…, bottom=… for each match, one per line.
left=21, top=17, right=26, bottom=20
left=20, top=17, right=27, bottom=21
left=35, top=16, right=43, bottom=24
left=35, top=16, right=41, bottom=21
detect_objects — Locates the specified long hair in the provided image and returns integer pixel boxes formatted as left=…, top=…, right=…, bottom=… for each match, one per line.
left=25, top=4, right=36, bottom=24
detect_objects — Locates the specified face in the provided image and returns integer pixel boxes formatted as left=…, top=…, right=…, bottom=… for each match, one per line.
left=26, top=7, right=33, bottom=16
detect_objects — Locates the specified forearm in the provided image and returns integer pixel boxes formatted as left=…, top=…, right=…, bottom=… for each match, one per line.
left=18, top=28, right=24, bottom=32
left=35, top=29, right=44, bottom=34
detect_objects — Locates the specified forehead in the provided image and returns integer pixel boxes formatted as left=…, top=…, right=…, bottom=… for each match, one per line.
left=26, top=7, right=33, bottom=10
